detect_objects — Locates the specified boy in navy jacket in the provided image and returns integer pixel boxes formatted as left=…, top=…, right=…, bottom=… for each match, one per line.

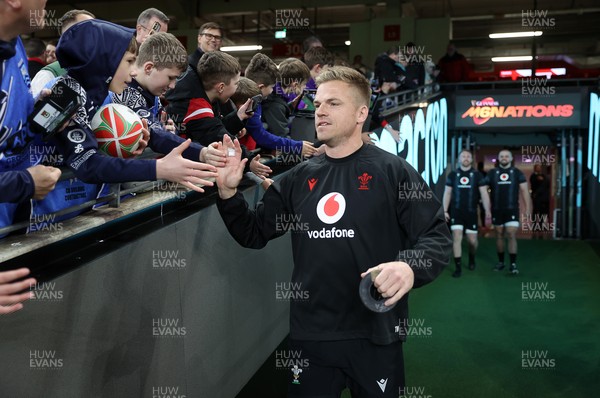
left=109, top=32, right=224, bottom=167
left=25, top=20, right=218, bottom=226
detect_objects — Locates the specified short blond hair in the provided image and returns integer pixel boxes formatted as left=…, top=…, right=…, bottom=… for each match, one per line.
left=315, top=66, right=371, bottom=107
left=137, top=32, right=187, bottom=71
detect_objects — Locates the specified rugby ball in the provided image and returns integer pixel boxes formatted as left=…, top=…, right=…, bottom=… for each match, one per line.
left=91, top=103, right=143, bottom=158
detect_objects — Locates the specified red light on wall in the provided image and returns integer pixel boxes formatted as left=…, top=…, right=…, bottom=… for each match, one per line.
left=500, top=68, right=567, bottom=80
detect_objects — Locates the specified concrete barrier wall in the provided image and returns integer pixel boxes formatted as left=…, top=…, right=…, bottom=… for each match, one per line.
left=0, top=186, right=292, bottom=398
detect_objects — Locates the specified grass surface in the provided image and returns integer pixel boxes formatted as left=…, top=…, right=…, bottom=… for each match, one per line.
left=238, top=239, right=600, bottom=398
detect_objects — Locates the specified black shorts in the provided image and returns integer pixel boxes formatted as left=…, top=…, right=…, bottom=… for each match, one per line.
left=450, top=209, right=478, bottom=233
left=287, top=339, right=405, bottom=398
left=492, top=209, right=520, bottom=227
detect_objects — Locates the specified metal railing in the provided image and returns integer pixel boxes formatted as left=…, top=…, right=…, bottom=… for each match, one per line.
left=440, top=77, right=600, bottom=91
left=0, top=83, right=443, bottom=241
left=376, top=83, right=442, bottom=117
left=0, top=151, right=167, bottom=237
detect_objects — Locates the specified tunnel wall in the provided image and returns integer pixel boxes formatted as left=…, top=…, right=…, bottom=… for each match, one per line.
left=0, top=186, right=293, bottom=398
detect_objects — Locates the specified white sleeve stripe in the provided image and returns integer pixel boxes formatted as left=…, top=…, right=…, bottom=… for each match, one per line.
left=183, top=107, right=214, bottom=123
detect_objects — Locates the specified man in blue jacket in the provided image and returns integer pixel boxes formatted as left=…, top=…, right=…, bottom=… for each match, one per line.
left=1, top=2, right=61, bottom=207
left=0, top=0, right=60, bottom=312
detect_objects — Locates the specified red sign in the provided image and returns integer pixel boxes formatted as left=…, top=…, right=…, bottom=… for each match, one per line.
left=461, top=97, right=574, bottom=126
left=455, top=92, right=581, bottom=128
left=272, top=43, right=303, bottom=58
left=384, top=25, right=400, bottom=42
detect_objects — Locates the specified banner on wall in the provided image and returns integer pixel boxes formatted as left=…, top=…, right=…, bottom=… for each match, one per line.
left=588, top=91, right=600, bottom=184
left=455, top=90, right=582, bottom=129
left=586, top=91, right=600, bottom=238
left=372, top=98, right=448, bottom=188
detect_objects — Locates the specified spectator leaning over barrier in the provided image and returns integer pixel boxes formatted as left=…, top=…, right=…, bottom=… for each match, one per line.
left=165, top=51, right=269, bottom=178
left=30, top=9, right=95, bottom=97
left=109, top=32, right=224, bottom=167
left=231, top=77, right=315, bottom=161
left=262, top=58, right=311, bottom=137
left=303, top=46, right=334, bottom=92
left=166, top=51, right=250, bottom=146
left=241, top=54, right=316, bottom=158
left=24, top=20, right=218, bottom=230
left=403, top=42, right=425, bottom=87
left=374, top=46, right=405, bottom=91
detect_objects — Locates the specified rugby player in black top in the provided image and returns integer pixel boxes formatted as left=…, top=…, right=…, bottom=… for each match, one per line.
left=487, top=149, right=532, bottom=274
left=215, top=67, right=451, bottom=397
left=443, top=149, right=491, bottom=277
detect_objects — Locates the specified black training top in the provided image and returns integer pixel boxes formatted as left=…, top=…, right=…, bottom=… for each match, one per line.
left=487, top=167, right=526, bottom=210
left=446, top=168, right=487, bottom=212
left=218, top=144, right=451, bottom=345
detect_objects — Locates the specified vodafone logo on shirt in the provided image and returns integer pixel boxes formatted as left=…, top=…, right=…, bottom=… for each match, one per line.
left=316, top=192, right=346, bottom=224
left=308, top=192, right=355, bottom=239
left=498, top=172, right=512, bottom=185
left=460, top=176, right=470, bottom=185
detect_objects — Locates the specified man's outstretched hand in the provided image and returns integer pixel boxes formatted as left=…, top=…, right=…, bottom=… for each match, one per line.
left=216, top=135, right=247, bottom=199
